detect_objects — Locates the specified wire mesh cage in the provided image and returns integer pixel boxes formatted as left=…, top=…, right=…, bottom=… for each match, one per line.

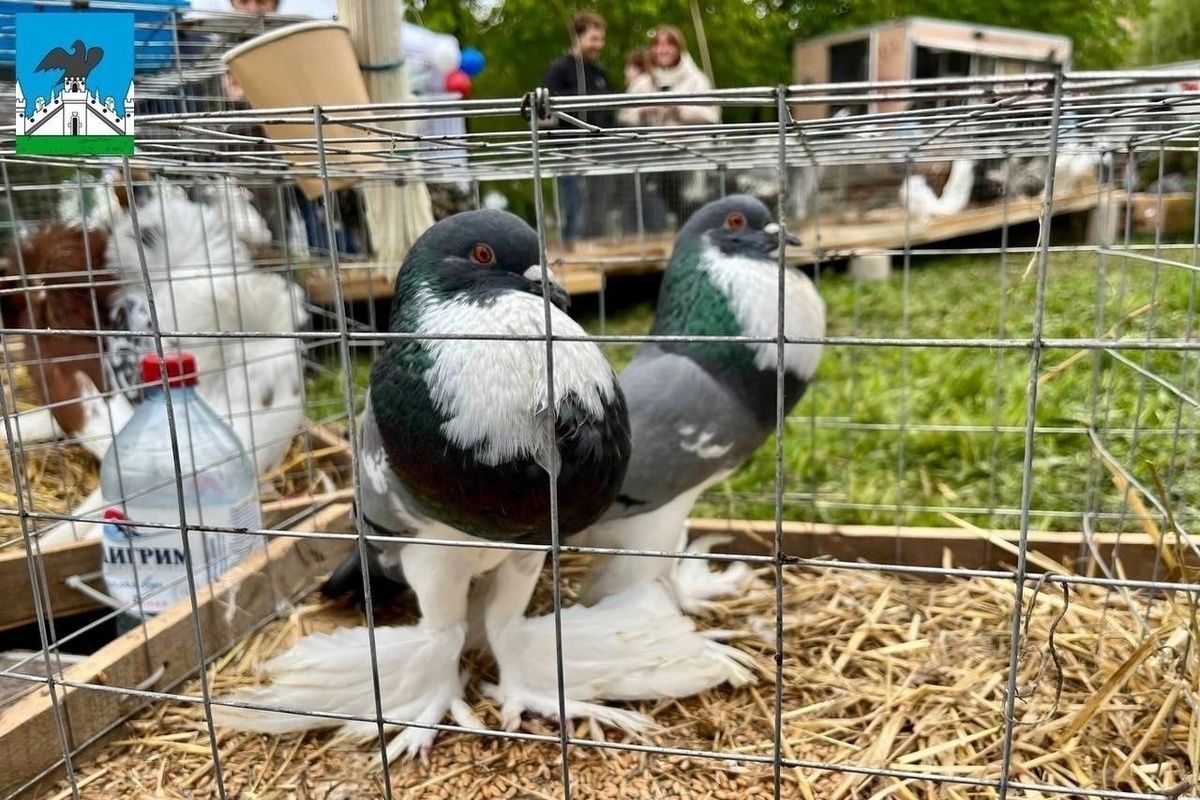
left=1, top=16, right=1200, bottom=799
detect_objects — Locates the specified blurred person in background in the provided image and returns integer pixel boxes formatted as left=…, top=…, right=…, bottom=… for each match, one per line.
left=644, top=24, right=719, bottom=226
left=542, top=10, right=617, bottom=252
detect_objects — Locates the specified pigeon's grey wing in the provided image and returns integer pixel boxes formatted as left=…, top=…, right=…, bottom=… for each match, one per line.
left=602, top=345, right=765, bottom=520
left=324, top=398, right=424, bottom=595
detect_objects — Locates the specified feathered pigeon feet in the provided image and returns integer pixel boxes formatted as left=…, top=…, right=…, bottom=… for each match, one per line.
left=479, top=680, right=658, bottom=740
left=669, top=533, right=763, bottom=616
left=211, top=620, right=486, bottom=766
left=478, top=577, right=757, bottom=741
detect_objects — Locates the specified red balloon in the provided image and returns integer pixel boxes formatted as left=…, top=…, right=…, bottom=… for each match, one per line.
left=444, top=69, right=472, bottom=98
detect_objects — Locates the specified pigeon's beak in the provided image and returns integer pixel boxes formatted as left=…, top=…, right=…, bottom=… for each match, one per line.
left=764, top=221, right=803, bottom=248
left=523, top=264, right=571, bottom=312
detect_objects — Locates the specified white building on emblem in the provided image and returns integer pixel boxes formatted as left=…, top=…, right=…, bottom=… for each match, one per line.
left=15, top=76, right=134, bottom=136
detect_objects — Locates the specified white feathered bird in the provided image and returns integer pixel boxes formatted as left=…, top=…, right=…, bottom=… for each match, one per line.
left=898, top=159, right=977, bottom=222
left=35, top=180, right=309, bottom=545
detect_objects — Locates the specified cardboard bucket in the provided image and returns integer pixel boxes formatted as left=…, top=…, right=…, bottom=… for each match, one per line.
left=223, top=21, right=382, bottom=200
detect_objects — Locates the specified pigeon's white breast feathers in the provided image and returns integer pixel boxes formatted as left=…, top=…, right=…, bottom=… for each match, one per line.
left=415, top=288, right=617, bottom=467
left=696, top=242, right=826, bottom=380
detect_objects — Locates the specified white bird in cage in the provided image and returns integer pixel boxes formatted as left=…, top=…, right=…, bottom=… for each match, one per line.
left=57, top=170, right=277, bottom=258
left=212, top=209, right=754, bottom=763
left=898, top=159, right=977, bottom=222
left=573, top=195, right=826, bottom=613
left=184, top=175, right=275, bottom=255
left=24, top=174, right=309, bottom=546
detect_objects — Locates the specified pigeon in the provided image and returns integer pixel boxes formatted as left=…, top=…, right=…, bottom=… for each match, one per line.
left=213, top=209, right=635, bottom=761
left=575, top=194, right=826, bottom=612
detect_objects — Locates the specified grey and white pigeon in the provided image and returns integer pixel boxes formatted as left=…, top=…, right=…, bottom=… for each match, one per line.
left=575, top=194, right=826, bottom=611
left=213, top=210, right=637, bottom=760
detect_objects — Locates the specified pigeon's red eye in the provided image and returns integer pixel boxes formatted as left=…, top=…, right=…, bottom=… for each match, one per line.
left=726, top=213, right=746, bottom=230
left=471, top=244, right=495, bottom=265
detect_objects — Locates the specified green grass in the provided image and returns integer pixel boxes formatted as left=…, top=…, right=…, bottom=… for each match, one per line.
left=14, top=135, right=134, bottom=156
left=306, top=247, right=1200, bottom=535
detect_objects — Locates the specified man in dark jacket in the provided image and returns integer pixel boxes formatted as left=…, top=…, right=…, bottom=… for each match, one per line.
left=541, top=11, right=617, bottom=251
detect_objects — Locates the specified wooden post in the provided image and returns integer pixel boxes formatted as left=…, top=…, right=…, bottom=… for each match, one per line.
left=337, top=1, right=436, bottom=273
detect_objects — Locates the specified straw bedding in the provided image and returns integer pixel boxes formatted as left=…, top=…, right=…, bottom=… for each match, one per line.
left=0, top=365, right=100, bottom=547
left=33, top=547, right=1198, bottom=800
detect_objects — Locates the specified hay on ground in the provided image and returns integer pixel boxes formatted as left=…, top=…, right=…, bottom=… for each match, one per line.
left=33, top=548, right=1199, bottom=800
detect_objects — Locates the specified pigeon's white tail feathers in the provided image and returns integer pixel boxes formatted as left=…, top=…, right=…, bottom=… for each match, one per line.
left=900, top=161, right=975, bottom=221
left=899, top=175, right=942, bottom=222
left=484, top=578, right=758, bottom=735
left=212, top=621, right=484, bottom=763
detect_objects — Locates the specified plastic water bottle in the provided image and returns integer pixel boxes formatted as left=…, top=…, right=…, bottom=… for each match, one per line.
left=99, top=351, right=264, bottom=627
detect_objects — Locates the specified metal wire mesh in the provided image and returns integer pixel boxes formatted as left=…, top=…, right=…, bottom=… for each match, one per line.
left=0, top=35, right=1198, bottom=800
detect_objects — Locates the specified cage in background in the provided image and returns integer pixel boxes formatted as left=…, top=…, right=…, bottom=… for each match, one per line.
left=1, top=44, right=1200, bottom=800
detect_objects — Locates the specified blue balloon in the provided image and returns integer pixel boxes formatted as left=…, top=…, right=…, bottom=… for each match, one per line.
left=459, top=47, right=486, bottom=77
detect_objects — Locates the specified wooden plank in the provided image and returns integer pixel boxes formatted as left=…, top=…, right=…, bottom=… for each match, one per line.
left=0, top=420, right=352, bottom=633
left=795, top=187, right=1103, bottom=258
left=306, top=262, right=607, bottom=305
left=0, top=502, right=355, bottom=799
left=562, top=268, right=604, bottom=297
left=1117, top=192, right=1196, bottom=236
left=686, top=517, right=1196, bottom=582
left=0, top=652, right=87, bottom=710
left=305, top=265, right=395, bottom=307
left=0, top=540, right=110, bottom=635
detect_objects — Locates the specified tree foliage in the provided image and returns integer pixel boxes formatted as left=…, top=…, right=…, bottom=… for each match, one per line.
left=409, top=0, right=1144, bottom=115
left=1134, top=0, right=1200, bottom=65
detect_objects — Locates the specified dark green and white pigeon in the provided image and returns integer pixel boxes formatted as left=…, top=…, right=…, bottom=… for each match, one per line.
left=575, top=194, right=825, bottom=612
left=212, top=210, right=756, bottom=763
left=212, top=209, right=630, bottom=759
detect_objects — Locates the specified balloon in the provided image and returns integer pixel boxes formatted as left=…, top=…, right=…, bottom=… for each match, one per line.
left=429, top=37, right=461, bottom=74
left=459, top=46, right=485, bottom=77
left=444, top=69, right=472, bottom=98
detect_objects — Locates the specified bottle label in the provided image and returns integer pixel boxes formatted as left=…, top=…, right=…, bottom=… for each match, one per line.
left=99, top=493, right=265, bottom=618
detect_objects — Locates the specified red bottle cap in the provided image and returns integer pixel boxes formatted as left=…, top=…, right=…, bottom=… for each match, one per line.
left=141, top=351, right=198, bottom=388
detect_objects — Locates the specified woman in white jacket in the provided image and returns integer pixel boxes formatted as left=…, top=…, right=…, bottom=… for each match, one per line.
left=617, top=48, right=670, bottom=234
left=643, top=25, right=720, bottom=225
